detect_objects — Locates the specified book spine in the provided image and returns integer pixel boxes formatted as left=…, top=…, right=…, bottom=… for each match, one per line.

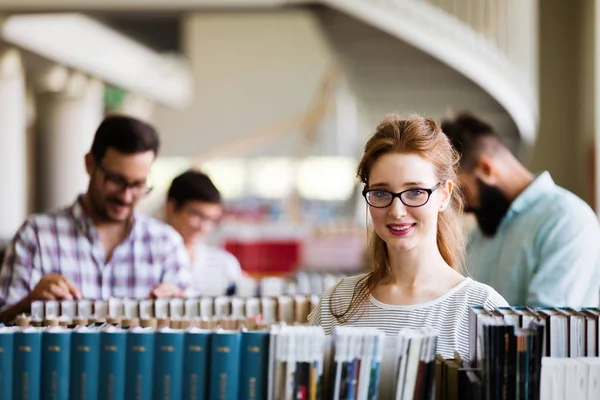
left=239, top=331, right=270, bottom=400
left=125, top=331, right=155, bottom=400
left=209, top=331, right=241, bottom=400
left=0, top=332, right=13, bottom=400
left=98, top=331, right=127, bottom=400
left=183, top=331, right=211, bottom=400
left=41, top=330, right=72, bottom=400
left=13, top=330, right=43, bottom=400
left=70, top=330, right=101, bottom=400
left=153, top=331, right=185, bottom=400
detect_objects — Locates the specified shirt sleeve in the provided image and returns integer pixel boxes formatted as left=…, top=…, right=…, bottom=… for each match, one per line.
left=483, top=288, right=510, bottom=308
left=0, top=220, right=40, bottom=311
left=528, top=211, right=600, bottom=307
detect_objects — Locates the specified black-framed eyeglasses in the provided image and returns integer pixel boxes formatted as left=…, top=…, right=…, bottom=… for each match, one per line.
left=362, top=183, right=442, bottom=208
left=96, top=163, right=153, bottom=197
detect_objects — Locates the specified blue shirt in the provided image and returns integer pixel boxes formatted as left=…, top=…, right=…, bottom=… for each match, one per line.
left=466, top=172, right=600, bottom=307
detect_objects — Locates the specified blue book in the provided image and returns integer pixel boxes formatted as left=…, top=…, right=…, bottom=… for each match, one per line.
left=13, top=328, right=42, bottom=400
left=41, top=327, right=72, bottom=400
left=239, top=331, right=270, bottom=400
left=70, top=327, right=101, bottom=400
left=209, top=330, right=241, bottom=400
left=0, top=327, right=14, bottom=400
left=98, top=327, right=127, bottom=400
left=153, top=328, right=185, bottom=400
left=183, top=328, right=211, bottom=400
left=125, top=328, right=155, bottom=400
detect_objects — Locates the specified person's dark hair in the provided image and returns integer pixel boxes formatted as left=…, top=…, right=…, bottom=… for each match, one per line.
left=167, top=170, right=222, bottom=209
left=90, top=115, right=160, bottom=161
left=441, top=112, right=504, bottom=171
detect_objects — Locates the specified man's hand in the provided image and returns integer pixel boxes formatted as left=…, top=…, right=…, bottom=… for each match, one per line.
left=29, top=273, right=82, bottom=301
left=150, top=283, right=185, bottom=299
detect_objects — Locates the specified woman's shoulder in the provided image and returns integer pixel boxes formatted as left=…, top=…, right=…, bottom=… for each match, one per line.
left=323, top=273, right=369, bottom=298
left=459, top=278, right=509, bottom=308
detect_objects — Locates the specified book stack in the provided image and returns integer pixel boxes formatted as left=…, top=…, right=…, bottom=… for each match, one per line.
left=392, top=328, right=438, bottom=400
left=2, top=309, right=439, bottom=400
left=328, top=327, right=385, bottom=399
left=435, top=352, right=481, bottom=400
left=268, top=325, right=328, bottom=399
left=467, top=306, right=600, bottom=400
left=27, top=294, right=319, bottom=328
left=539, top=357, right=600, bottom=399
left=0, top=318, right=274, bottom=400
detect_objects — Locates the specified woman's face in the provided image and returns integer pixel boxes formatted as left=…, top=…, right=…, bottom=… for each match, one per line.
left=366, top=153, right=452, bottom=254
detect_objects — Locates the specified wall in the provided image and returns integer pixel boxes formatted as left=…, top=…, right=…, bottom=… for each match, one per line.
left=154, top=9, right=334, bottom=160
left=530, top=0, right=595, bottom=205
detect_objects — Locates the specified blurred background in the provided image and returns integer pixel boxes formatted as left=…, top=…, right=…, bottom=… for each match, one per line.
left=0, top=0, right=595, bottom=292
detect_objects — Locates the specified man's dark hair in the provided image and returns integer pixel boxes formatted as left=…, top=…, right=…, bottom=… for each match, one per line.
left=441, top=111, right=505, bottom=170
left=90, top=115, right=160, bottom=161
left=167, top=170, right=222, bottom=209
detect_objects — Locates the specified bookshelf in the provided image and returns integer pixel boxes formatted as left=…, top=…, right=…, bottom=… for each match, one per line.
left=4, top=300, right=600, bottom=399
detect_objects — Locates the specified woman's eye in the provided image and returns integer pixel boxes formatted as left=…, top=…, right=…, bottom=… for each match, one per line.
left=406, top=190, right=425, bottom=198
left=373, top=191, right=390, bottom=198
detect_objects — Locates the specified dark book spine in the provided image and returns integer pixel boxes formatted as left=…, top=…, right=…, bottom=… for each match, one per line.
left=506, top=327, right=517, bottom=400
left=423, top=359, right=436, bottom=400
left=183, top=331, right=211, bottom=400
left=13, top=330, right=42, bottom=400
left=293, top=362, right=310, bottom=400
left=239, top=331, right=270, bottom=400
left=516, top=335, right=527, bottom=400
left=209, top=331, right=241, bottom=400
left=41, top=330, right=72, bottom=400
left=0, top=331, right=13, bottom=400
left=98, top=330, right=127, bottom=400
left=70, top=330, right=101, bottom=400
left=125, top=331, right=155, bottom=400
left=153, top=330, right=185, bottom=400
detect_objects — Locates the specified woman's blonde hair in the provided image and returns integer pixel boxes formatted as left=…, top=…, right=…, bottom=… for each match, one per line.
left=330, top=114, right=466, bottom=323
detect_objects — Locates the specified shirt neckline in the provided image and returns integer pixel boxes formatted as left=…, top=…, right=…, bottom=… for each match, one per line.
left=368, top=277, right=472, bottom=311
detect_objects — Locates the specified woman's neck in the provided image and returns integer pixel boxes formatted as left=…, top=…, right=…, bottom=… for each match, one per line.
left=386, top=241, right=450, bottom=288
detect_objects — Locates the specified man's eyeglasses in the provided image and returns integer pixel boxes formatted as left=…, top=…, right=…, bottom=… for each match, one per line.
left=362, top=183, right=442, bottom=208
left=96, top=163, right=153, bottom=197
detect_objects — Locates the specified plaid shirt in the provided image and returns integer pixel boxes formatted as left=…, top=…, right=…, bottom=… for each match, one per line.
left=0, top=197, right=190, bottom=311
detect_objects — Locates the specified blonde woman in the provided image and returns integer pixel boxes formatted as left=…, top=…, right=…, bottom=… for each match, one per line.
left=308, top=114, right=507, bottom=359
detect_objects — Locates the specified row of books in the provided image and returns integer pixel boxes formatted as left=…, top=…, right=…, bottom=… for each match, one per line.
left=232, top=271, right=346, bottom=298
left=540, top=357, right=600, bottom=400
left=0, top=320, right=438, bottom=400
left=29, top=294, right=319, bottom=326
left=467, top=306, right=600, bottom=400
left=470, top=306, right=600, bottom=360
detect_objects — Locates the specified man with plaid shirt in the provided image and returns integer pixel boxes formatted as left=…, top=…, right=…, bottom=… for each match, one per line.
left=0, top=115, right=190, bottom=323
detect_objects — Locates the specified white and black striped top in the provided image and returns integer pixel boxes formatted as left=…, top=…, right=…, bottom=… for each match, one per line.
left=307, top=273, right=508, bottom=359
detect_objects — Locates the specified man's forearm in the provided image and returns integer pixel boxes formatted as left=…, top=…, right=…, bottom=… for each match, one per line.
left=0, top=296, right=31, bottom=324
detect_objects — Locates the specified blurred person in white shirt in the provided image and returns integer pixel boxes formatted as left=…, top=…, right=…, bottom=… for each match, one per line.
left=165, top=170, right=243, bottom=296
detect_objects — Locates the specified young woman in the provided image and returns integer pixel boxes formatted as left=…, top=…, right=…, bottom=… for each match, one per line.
left=308, top=114, right=508, bottom=359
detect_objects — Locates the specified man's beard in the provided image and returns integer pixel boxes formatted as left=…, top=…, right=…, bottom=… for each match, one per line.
left=89, top=183, right=133, bottom=223
left=465, top=179, right=511, bottom=237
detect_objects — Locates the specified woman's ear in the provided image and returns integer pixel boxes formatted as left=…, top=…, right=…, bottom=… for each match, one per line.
left=439, top=180, right=453, bottom=212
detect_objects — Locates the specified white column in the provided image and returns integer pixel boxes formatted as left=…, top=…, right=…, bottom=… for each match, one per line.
left=0, top=48, right=27, bottom=239
left=36, top=66, right=104, bottom=211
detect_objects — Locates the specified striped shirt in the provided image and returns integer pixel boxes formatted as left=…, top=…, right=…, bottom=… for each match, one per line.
left=0, top=197, right=191, bottom=311
left=308, top=273, right=508, bottom=359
